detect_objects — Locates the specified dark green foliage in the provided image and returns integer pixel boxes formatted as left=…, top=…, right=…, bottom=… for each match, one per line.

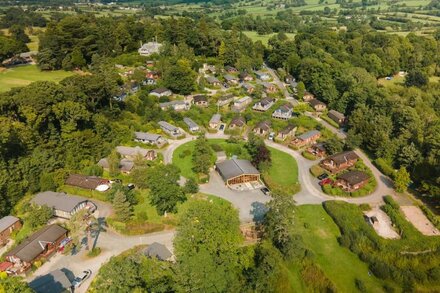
left=323, top=200, right=440, bottom=287
left=191, top=134, right=214, bottom=176
left=324, top=137, right=344, bottom=155
left=245, top=132, right=272, bottom=170
left=174, top=199, right=243, bottom=292
left=112, top=190, right=133, bottom=222
left=146, top=164, right=185, bottom=215
left=27, top=205, right=53, bottom=229
left=0, top=276, right=34, bottom=293
left=183, top=178, right=199, bottom=194
left=405, top=69, right=429, bottom=87
left=355, top=278, right=367, bottom=292
left=0, top=35, right=28, bottom=62
left=89, top=250, right=175, bottom=293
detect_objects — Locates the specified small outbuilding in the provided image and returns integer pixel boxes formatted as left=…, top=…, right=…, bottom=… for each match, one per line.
left=143, top=242, right=173, bottom=262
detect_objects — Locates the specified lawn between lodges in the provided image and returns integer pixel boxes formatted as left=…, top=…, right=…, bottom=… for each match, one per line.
left=172, top=138, right=299, bottom=192
left=0, top=65, right=74, bottom=93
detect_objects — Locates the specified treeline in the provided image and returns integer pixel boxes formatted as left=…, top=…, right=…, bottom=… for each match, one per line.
left=221, top=9, right=303, bottom=34
left=266, top=28, right=440, bottom=199
left=0, top=62, right=124, bottom=217
left=0, top=8, right=47, bottom=28
left=37, top=14, right=264, bottom=70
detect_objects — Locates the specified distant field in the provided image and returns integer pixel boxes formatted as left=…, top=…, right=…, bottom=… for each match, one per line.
left=0, top=65, right=74, bottom=93
left=243, top=31, right=295, bottom=45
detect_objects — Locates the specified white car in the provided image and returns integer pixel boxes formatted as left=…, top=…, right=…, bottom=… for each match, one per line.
left=268, top=132, right=275, bottom=141
left=72, top=270, right=92, bottom=288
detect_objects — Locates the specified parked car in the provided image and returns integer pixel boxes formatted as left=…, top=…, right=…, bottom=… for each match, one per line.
left=219, top=124, right=225, bottom=131
left=268, top=132, right=275, bottom=141
left=319, top=178, right=333, bottom=186
left=261, top=187, right=271, bottom=196
left=318, top=173, right=328, bottom=180
left=127, top=183, right=135, bottom=190
left=72, top=270, right=92, bottom=288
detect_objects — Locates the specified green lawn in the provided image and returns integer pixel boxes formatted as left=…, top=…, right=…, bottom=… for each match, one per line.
left=242, top=31, right=295, bottom=45
left=173, top=139, right=299, bottom=191
left=0, top=65, right=74, bottom=93
left=292, top=205, right=386, bottom=292
left=265, top=147, right=298, bottom=186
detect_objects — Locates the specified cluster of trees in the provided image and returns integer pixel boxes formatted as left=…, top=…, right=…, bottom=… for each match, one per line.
left=0, top=8, right=46, bottom=28
left=37, top=14, right=264, bottom=71
left=0, top=61, right=125, bottom=217
left=267, top=28, right=440, bottom=199
left=191, top=134, right=214, bottom=177
left=245, top=133, right=272, bottom=170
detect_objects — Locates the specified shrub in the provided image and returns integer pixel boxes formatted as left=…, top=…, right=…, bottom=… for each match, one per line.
left=375, top=158, right=395, bottom=179
left=210, top=143, right=223, bottom=152
left=359, top=203, right=371, bottom=211
left=179, top=149, right=191, bottom=158
left=419, top=205, right=440, bottom=230
left=302, top=151, right=317, bottom=160
left=355, top=278, right=367, bottom=292
left=87, top=247, right=102, bottom=257
left=310, top=165, right=325, bottom=177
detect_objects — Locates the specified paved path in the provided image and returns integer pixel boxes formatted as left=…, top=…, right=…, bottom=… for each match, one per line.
left=304, top=111, right=347, bottom=140
left=27, top=227, right=175, bottom=293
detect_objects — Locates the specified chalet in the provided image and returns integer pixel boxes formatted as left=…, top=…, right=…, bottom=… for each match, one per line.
left=255, top=71, right=270, bottom=81
left=138, top=42, right=162, bottom=56
left=309, top=98, right=327, bottom=112
left=253, top=98, right=275, bottom=112
left=146, top=61, right=155, bottom=68
left=113, top=91, right=127, bottom=102
left=146, top=70, right=160, bottom=79
left=327, top=110, right=346, bottom=126
left=335, top=170, right=370, bottom=192
left=261, top=82, right=277, bottom=93
left=290, top=130, right=321, bottom=148
left=303, top=91, right=314, bottom=102
left=225, top=66, right=238, bottom=73
left=217, top=94, right=234, bottom=107
left=116, top=146, right=157, bottom=160
left=209, top=114, right=222, bottom=129
left=31, top=191, right=97, bottom=219
left=183, top=117, right=200, bottom=132
left=272, top=104, right=294, bottom=120
left=232, top=96, right=252, bottom=112
left=320, top=151, right=359, bottom=173
left=143, top=242, right=174, bottom=262
left=193, top=95, right=209, bottom=107
left=285, top=75, right=295, bottom=83
left=253, top=121, right=271, bottom=136
left=202, top=64, right=217, bottom=74
left=307, top=143, right=327, bottom=158
left=277, top=125, right=297, bottom=141
left=159, top=100, right=190, bottom=111
left=216, top=158, right=261, bottom=186
left=289, top=80, right=298, bottom=92
left=150, top=88, right=172, bottom=97
left=143, top=78, right=156, bottom=86
left=206, top=76, right=221, bottom=86
left=6, top=225, right=68, bottom=273
left=229, top=116, right=246, bottom=129
left=134, top=132, right=167, bottom=146
left=239, top=72, right=253, bottom=82
left=224, top=74, right=239, bottom=85
left=0, top=216, right=21, bottom=246
left=30, top=269, right=73, bottom=293
left=98, top=158, right=135, bottom=174
left=242, top=83, right=255, bottom=94
left=158, top=121, right=182, bottom=137
left=65, top=174, right=110, bottom=191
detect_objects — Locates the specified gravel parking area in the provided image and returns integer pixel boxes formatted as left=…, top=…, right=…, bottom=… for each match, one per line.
left=401, top=206, right=440, bottom=236
left=365, top=207, right=400, bottom=239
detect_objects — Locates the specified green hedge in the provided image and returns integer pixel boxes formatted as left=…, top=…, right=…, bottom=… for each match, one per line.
left=302, top=151, right=317, bottom=161
left=419, top=205, right=440, bottom=230
left=320, top=114, right=340, bottom=128
left=375, top=158, right=395, bottom=179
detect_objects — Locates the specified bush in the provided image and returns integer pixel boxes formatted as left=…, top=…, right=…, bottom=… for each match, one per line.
left=355, top=278, right=367, bottom=292
left=87, top=247, right=102, bottom=257
left=302, top=151, right=317, bottom=160
left=419, top=205, right=440, bottom=230
left=375, top=158, right=395, bottom=179
left=179, top=149, right=191, bottom=159
left=210, top=143, right=223, bottom=152
left=310, top=165, right=325, bottom=177
left=359, top=203, right=371, bottom=211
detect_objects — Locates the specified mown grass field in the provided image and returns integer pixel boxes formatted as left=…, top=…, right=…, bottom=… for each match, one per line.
left=0, top=65, right=74, bottom=93
left=242, top=31, right=296, bottom=45
left=291, top=205, right=386, bottom=292
left=172, top=138, right=298, bottom=188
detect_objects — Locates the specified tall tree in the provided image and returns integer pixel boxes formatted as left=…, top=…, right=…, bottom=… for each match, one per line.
left=112, top=190, right=133, bottom=222
left=174, top=199, right=243, bottom=292
left=192, top=134, right=213, bottom=176
left=395, top=167, right=411, bottom=193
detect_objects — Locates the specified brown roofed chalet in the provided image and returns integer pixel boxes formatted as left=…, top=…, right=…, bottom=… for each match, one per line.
left=65, top=174, right=109, bottom=190
left=337, top=170, right=370, bottom=185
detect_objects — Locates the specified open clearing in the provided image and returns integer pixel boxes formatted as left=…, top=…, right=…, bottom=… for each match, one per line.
left=365, top=207, right=400, bottom=239
left=292, top=205, right=385, bottom=292
left=0, top=65, right=74, bottom=93
left=400, top=205, right=440, bottom=236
